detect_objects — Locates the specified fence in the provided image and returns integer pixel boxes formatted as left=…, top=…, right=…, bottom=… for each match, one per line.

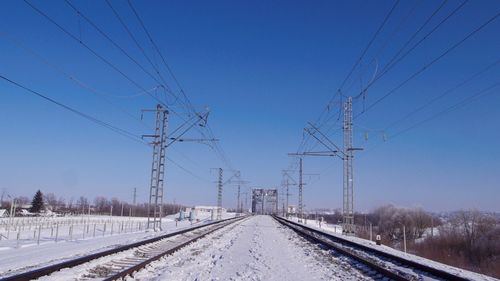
left=0, top=215, right=149, bottom=247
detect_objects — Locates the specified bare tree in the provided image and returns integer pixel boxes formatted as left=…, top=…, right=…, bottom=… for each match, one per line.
left=14, top=196, right=30, bottom=205
left=44, top=193, right=58, bottom=211
left=76, top=196, right=89, bottom=214
left=57, top=197, right=66, bottom=210
left=0, top=188, right=6, bottom=206
left=452, top=209, right=481, bottom=249
left=94, top=196, right=109, bottom=214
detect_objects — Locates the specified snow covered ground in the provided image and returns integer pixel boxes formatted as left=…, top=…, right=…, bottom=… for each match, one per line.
left=1, top=214, right=496, bottom=280
left=287, top=215, right=343, bottom=234
left=133, top=215, right=369, bottom=281
left=281, top=216, right=498, bottom=281
left=0, top=215, right=151, bottom=249
left=0, top=211, right=236, bottom=277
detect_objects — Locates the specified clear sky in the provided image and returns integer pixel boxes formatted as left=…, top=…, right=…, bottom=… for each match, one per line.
left=1, top=0, right=499, bottom=212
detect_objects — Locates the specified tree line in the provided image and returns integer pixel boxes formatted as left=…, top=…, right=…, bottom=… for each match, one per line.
left=316, top=205, right=499, bottom=278
left=0, top=190, right=185, bottom=217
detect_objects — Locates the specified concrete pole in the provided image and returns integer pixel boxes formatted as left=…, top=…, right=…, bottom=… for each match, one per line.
left=403, top=224, right=407, bottom=253
left=370, top=222, right=373, bottom=241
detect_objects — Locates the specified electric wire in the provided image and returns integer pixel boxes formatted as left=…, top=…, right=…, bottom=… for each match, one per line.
left=0, top=74, right=208, bottom=183
left=357, top=9, right=500, bottom=118
left=63, top=0, right=175, bottom=98
left=23, top=0, right=170, bottom=110
left=291, top=1, right=400, bottom=170
left=337, top=0, right=400, bottom=93
left=20, top=1, right=238, bottom=183
left=364, top=81, right=500, bottom=154
left=354, top=0, right=465, bottom=100
left=27, top=0, right=198, bottom=142
left=126, top=0, right=236, bottom=172
left=0, top=30, right=153, bottom=130
left=384, top=58, right=500, bottom=131
left=103, top=0, right=188, bottom=110
left=127, top=0, right=196, bottom=116
left=343, top=0, right=423, bottom=96
left=0, top=73, right=145, bottom=144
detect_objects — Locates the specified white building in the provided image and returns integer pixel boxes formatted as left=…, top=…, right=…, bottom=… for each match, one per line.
left=192, top=206, right=226, bottom=213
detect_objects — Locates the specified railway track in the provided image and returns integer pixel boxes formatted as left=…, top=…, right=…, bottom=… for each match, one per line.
left=1, top=215, right=247, bottom=281
left=273, top=215, right=471, bottom=281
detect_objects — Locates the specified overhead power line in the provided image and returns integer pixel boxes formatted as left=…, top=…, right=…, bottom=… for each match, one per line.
left=343, top=0, right=424, bottom=96
left=0, top=73, right=145, bottom=144
left=63, top=0, right=172, bottom=95
left=354, top=0, right=466, bottom=100
left=0, top=30, right=152, bottom=130
left=338, top=0, right=401, bottom=92
left=17, top=0, right=236, bottom=183
left=385, top=58, right=500, bottom=130
left=103, top=0, right=190, bottom=110
left=357, top=9, right=500, bottom=118
left=290, top=1, right=400, bottom=169
left=24, top=0, right=169, bottom=109
left=127, top=0, right=195, bottom=115
left=126, top=0, right=237, bottom=172
left=390, top=81, right=500, bottom=140
left=1, top=73, right=210, bottom=183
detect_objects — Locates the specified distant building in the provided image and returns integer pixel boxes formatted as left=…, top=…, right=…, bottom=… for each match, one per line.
left=0, top=209, right=8, bottom=217
left=192, top=206, right=226, bottom=213
left=18, top=209, right=35, bottom=216
left=287, top=205, right=297, bottom=214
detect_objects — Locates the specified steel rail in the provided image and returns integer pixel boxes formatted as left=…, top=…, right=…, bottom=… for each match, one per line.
left=0, top=216, right=246, bottom=281
left=273, top=215, right=470, bottom=281
left=104, top=216, right=247, bottom=280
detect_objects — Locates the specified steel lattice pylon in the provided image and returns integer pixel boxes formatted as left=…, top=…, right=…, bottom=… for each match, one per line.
left=298, top=158, right=304, bottom=222
left=146, top=104, right=168, bottom=231
left=343, top=96, right=355, bottom=235
left=216, top=168, right=223, bottom=220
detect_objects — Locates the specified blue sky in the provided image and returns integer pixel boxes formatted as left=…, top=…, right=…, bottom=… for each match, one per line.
left=1, top=0, right=499, bottom=212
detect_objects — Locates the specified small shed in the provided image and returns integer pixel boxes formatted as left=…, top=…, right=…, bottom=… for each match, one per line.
left=0, top=209, right=8, bottom=217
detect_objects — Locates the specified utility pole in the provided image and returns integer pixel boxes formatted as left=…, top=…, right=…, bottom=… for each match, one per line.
left=143, top=104, right=168, bottom=231
left=275, top=190, right=279, bottom=214
left=132, top=187, right=136, bottom=217
left=237, top=184, right=241, bottom=213
left=242, top=191, right=248, bottom=213
left=232, top=176, right=248, bottom=214
left=261, top=191, right=265, bottom=215
left=298, top=157, right=304, bottom=223
left=282, top=166, right=306, bottom=220
left=285, top=178, right=290, bottom=216
left=281, top=182, right=286, bottom=216
left=217, top=168, right=223, bottom=220
left=343, top=96, right=358, bottom=235
left=133, top=188, right=137, bottom=205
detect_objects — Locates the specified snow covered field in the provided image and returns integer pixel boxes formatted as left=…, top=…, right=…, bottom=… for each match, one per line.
left=133, top=215, right=368, bottom=281
left=0, top=215, right=150, bottom=248
left=0, top=211, right=235, bottom=277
